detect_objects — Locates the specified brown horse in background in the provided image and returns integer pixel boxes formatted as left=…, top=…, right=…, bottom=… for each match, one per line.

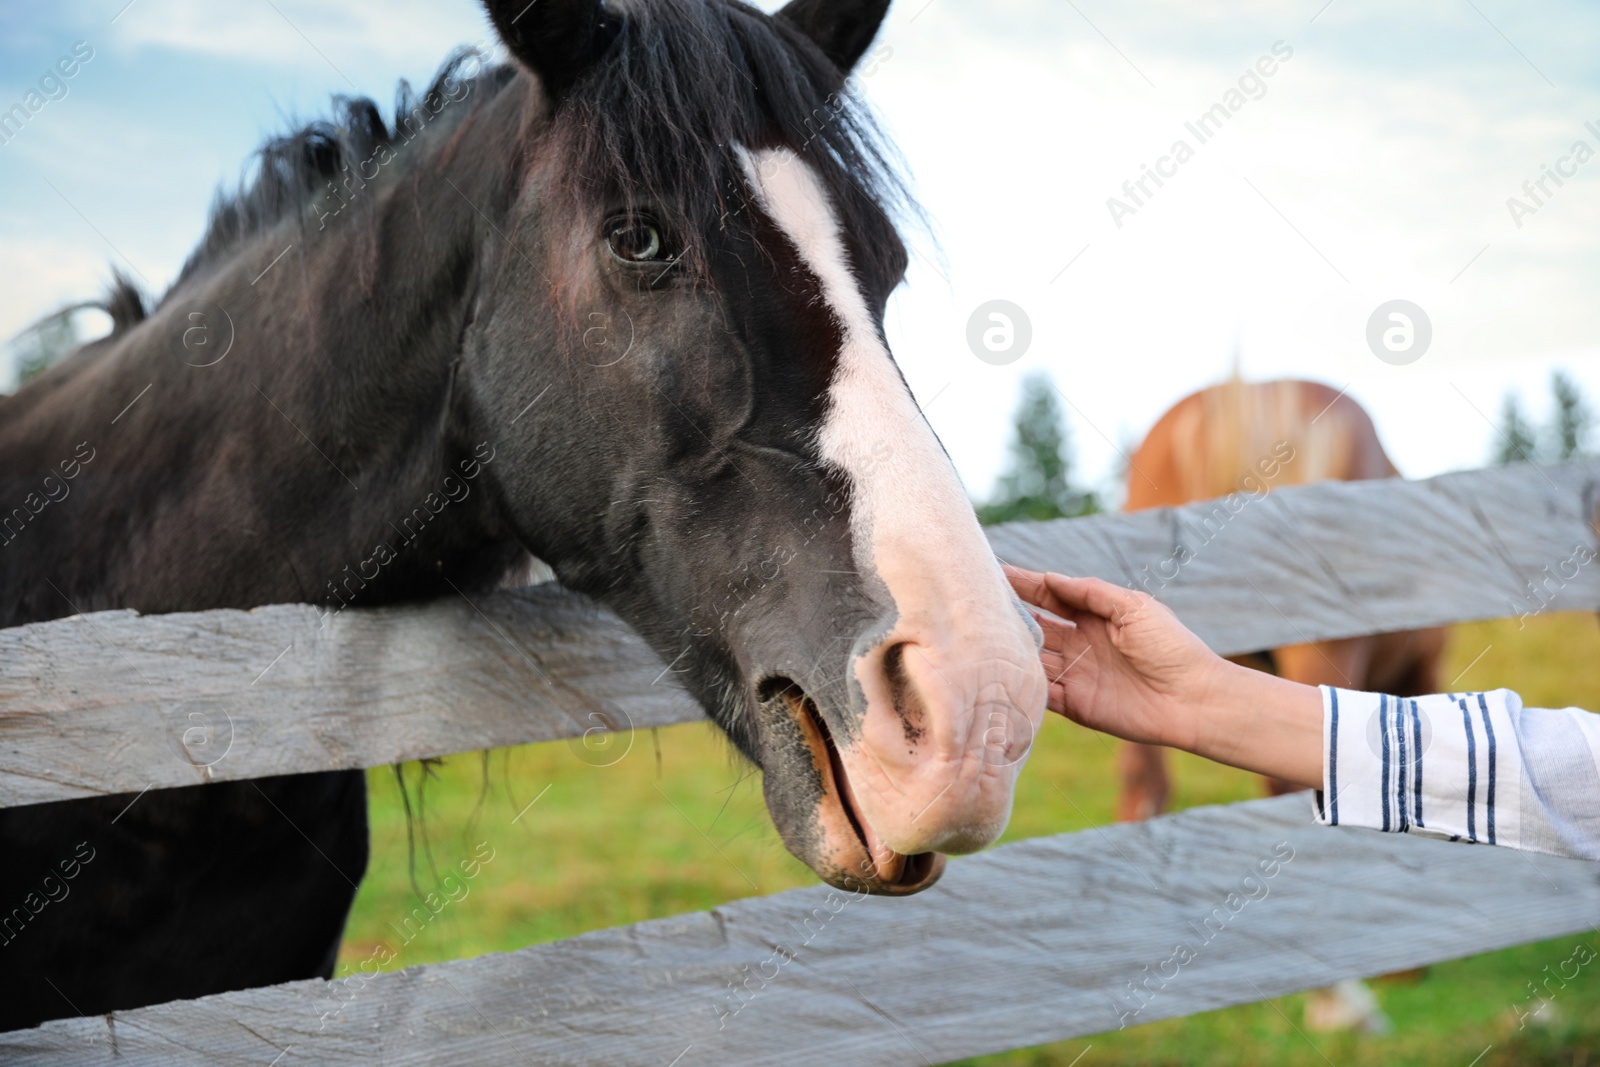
left=1119, top=378, right=1448, bottom=823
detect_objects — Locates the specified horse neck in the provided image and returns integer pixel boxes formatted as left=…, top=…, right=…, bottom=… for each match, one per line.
left=0, top=86, right=536, bottom=627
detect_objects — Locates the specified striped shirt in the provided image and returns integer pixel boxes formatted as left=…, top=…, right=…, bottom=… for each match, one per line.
left=1313, top=688, right=1600, bottom=861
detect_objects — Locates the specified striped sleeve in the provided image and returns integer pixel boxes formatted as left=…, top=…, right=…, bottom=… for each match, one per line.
left=1312, top=687, right=1600, bottom=862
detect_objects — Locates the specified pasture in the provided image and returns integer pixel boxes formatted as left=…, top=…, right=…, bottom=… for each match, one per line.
left=339, top=610, right=1600, bottom=1066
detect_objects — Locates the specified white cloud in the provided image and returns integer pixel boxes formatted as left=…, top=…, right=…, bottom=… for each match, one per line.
left=108, top=0, right=496, bottom=71
left=10, top=0, right=1600, bottom=497
left=857, top=0, right=1600, bottom=498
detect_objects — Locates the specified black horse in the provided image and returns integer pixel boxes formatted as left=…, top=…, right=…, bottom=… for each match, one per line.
left=0, top=0, right=1044, bottom=1030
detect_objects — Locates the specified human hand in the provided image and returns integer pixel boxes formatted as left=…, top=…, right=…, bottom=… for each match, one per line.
left=1004, top=566, right=1323, bottom=789
left=1005, top=567, right=1224, bottom=751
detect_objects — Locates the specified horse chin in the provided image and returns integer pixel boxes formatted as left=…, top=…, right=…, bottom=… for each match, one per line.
left=763, top=683, right=946, bottom=897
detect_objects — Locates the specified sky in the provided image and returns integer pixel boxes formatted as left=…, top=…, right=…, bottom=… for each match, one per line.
left=4, top=0, right=1600, bottom=504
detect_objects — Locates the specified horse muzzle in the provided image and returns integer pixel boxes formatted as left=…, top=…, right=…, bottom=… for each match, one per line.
left=757, top=627, right=1042, bottom=896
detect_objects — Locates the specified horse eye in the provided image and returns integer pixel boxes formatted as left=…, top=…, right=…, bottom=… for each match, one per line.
left=606, top=217, right=671, bottom=264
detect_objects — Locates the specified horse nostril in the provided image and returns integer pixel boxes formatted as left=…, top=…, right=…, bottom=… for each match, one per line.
left=757, top=675, right=798, bottom=706
left=881, top=642, right=927, bottom=744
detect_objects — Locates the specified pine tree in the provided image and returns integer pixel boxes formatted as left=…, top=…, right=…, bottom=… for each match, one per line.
left=1550, top=370, right=1592, bottom=461
left=1493, top=391, right=1538, bottom=467
left=977, top=371, right=1099, bottom=525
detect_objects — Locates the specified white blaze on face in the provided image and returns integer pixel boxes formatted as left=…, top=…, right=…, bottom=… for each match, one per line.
left=738, top=146, right=1045, bottom=859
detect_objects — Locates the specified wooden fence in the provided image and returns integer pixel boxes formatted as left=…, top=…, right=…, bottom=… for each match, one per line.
left=3, top=460, right=1600, bottom=1064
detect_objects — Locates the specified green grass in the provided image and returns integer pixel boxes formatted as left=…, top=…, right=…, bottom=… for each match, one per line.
left=337, top=612, right=1600, bottom=1065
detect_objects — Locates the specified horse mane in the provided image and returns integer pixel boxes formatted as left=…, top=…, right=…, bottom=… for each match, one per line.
left=169, top=51, right=515, bottom=300
left=64, top=50, right=508, bottom=338
left=84, top=0, right=913, bottom=336
left=1198, top=378, right=1363, bottom=494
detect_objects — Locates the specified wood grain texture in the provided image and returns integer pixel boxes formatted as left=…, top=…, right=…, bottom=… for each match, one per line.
left=0, top=585, right=700, bottom=808
left=989, top=458, right=1600, bottom=655
left=3, top=461, right=1598, bottom=809
left=4, top=795, right=1597, bottom=1065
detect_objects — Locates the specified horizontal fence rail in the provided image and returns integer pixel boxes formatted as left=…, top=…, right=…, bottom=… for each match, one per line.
left=0, top=586, right=700, bottom=808
left=3, top=460, right=1600, bottom=809
left=5, top=795, right=1598, bottom=1066
left=2, top=460, right=1598, bottom=809
left=5, top=461, right=1600, bottom=1063
left=989, top=457, right=1600, bottom=654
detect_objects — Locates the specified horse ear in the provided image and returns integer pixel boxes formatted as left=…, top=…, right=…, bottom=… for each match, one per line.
left=777, top=0, right=891, bottom=76
left=482, top=0, right=615, bottom=100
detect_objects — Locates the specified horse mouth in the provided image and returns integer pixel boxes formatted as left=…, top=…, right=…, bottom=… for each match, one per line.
left=766, top=680, right=945, bottom=896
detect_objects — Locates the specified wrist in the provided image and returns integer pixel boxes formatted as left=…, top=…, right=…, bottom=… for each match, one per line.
left=1248, top=672, right=1325, bottom=789
left=1175, top=662, right=1325, bottom=791
left=1176, top=658, right=1254, bottom=758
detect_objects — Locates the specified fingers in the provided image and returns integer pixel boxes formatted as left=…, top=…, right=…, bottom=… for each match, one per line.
left=1039, top=639, right=1073, bottom=710
left=1035, top=612, right=1088, bottom=718
left=1005, top=564, right=1096, bottom=620
left=1036, top=574, right=1150, bottom=627
left=1006, top=564, right=1150, bottom=626
left=1031, top=607, right=1074, bottom=653
left=1043, top=677, right=1070, bottom=718
left=1004, top=565, right=1055, bottom=611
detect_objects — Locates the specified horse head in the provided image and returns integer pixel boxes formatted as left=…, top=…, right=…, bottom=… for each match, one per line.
left=468, top=0, right=1045, bottom=894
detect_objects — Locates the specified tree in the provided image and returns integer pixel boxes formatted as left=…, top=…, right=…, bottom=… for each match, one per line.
left=1493, top=391, right=1538, bottom=467
left=1550, top=370, right=1592, bottom=461
left=1491, top=372, right=1595, bottom=467
left=977, top=371, right=1099, bottom=525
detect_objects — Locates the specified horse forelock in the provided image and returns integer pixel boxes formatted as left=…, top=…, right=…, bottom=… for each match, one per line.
left=540, top=0, right=914, bottom=287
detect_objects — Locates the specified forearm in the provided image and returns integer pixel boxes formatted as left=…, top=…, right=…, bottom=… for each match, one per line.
left=1171, top=673, right=1600, bottom=861
left=1025, top=568, right=1600, bottom=858
left=1174, top=661, right=1324, bottom=789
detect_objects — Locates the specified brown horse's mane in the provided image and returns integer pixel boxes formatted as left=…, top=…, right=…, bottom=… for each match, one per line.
left=1197, top=376, right=1384, bottom=494
left=1130, top=377, right=1398, bottom=509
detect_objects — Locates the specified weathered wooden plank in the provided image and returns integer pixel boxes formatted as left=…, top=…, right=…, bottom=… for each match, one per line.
left=5, top=795, right=1596, bottom=1065
left=2, top=460, right=1598, bottom=809
left=0, top=584, right=701, bottom=808
left=989, top=458, right=1600, bottom=656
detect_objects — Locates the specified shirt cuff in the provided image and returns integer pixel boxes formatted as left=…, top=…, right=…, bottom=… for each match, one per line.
left=1313, top=686, right=1521, bottom=847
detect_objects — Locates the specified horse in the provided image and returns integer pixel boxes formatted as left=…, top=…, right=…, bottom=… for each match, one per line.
left=0, top=0, right=1044, bottom=1030
left=1118, top=378, right=1448, bottom=822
